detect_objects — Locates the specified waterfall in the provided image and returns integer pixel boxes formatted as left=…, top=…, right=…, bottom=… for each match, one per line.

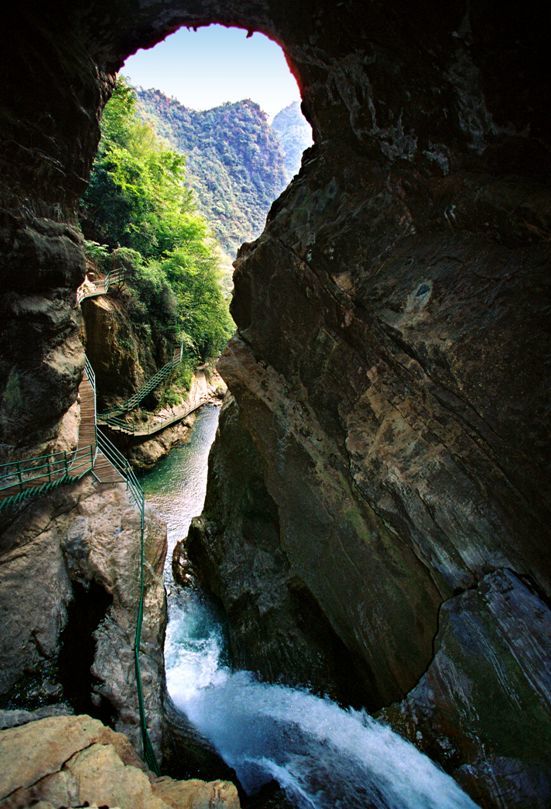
left=165, top=588, right=478, bottom=809
left=141, top=406, right=479, bottom=809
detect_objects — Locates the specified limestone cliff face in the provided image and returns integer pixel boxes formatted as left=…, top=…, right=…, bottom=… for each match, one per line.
left=196, top=145, right=551, bottom=802
left=0, top=2, right=550, bottom=807
left=0, top=477, right=167, bottom=754
left=208, top=123, right=550, bottom=702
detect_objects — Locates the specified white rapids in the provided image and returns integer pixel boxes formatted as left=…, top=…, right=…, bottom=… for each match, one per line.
left=141, top=405, right=479, bottom=809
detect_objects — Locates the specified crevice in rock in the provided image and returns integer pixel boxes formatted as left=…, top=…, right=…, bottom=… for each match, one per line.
left=58, top=581, right=114, bottom=725
left=516, top=570, right=551, bottom=610
left=384, top=564, right=529, bottom=710
left=286, top=577, right=381, bottom=711
left=0, top=737, right=104, bottom=804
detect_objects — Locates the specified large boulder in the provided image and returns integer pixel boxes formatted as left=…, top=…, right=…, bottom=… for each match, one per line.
left=0, top=714, right=240, bottom=809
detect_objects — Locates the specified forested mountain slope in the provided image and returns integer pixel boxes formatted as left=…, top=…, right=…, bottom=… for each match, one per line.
left=271, top=101, right=312, bottom=181
left=137, top=89, right=290, bottom=255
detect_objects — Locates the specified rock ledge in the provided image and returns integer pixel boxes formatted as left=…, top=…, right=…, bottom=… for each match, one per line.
left=0, top=714, right=240, bottom=809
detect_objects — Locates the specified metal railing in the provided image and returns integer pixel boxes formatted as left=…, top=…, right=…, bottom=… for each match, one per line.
left=98, top=343, right=184, bottom=420
left=0, top=355, right=98, bottom=510
left=0, top=444, right=95, bottom=510
left=3, top=265, right=161, bottom=773
left=98, top=394, right=211, bottom=437
left=77, top=267, right=127, bottom=304
left=96, top=428, right=159, bottom=774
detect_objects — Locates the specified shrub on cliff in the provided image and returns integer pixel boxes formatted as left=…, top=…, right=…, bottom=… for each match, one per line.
left=80, top=78, right=233, bottom=376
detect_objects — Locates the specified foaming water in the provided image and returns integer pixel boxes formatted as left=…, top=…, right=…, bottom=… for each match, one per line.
left=142, top=405, right=479, bottom=809
left=166, top=594, right=479, bottom=809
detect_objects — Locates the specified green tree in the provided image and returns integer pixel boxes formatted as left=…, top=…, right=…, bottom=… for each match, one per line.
left=159, top=245, right=232, bottom=360
left=81, top=77, right=195, bottom=260
left=80, top=77, right=233, bottom=377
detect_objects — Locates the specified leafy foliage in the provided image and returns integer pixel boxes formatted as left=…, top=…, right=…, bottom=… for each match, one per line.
left=136, top=89, right=289, bottom=256
left=83, top=240, right=110, bottom=271
left=80, top=78, right=233, bottom=385
left=81, top=79, right=196, bottom=259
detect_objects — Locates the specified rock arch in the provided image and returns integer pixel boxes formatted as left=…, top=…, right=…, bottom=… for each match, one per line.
left=1, top=3, right=550, bottom=805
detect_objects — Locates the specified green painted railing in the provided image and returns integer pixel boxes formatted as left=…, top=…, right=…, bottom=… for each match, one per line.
left=81, top=272, right=163, bottom=773
left=84, top=356, right=97, bottom=407
left=98, top=343, right=183, bottom=420
left=2, top=272, right=162, bottom=773
left=0, top=444, right=95, bottom=511
left=98, top=395, right=210, bottom=437
left=0, top=358, right=97, bottom=511
left=77, top=267, right=126, bottom=304
left=96, top=428, right=160, bottom=775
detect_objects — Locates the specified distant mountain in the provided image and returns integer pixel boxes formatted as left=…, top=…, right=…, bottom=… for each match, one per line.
left=271, top=102, right=313, bottom=181
left=137, top=89, right=288, bottom=256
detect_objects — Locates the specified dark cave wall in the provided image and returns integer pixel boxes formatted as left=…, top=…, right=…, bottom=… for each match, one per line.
left=0, top=2, right=550, bottom=806
left=0, top=2, right=548, bottom=450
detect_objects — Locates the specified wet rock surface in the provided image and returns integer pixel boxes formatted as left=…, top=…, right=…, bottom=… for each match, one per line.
left=380, top=569, right=551, bottom=808
left=161, top=694, right=238, bottom=784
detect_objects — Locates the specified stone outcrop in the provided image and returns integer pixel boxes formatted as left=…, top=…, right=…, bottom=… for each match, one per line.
left=128, top=413, right=198, bottom=470
left=0, top=2, right=550, bottom=807
left=0, top=477, right=166, bottom=753
left=0, top=714, right=240, bottom=809
left=82, top=289, right=149, bottom=410
left=185, top=397, right=377, bottom=706
left=380, top=569, right=551, bottom=808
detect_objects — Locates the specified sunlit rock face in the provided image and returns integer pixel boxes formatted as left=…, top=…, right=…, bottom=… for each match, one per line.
left=0, top=1, right=549, bottom=806
left=0, top=714, right=240, bottom=809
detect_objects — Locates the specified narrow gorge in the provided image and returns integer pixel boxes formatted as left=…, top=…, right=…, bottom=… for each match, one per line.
left=0, top=2, right=549, bottom=809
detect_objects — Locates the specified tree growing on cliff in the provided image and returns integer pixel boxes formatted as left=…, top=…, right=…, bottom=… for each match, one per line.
left=80, top=77, right=233, bottom=375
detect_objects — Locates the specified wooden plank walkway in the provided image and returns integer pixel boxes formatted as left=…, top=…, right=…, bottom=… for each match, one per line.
left=1, top=269, right=136, bottom=504
left=77, top=368, right=97, bottom=451
left=79, top=366, right=124, bottom=483
left=0, top=363, right=124, bottom=501
left=93, top=449, right=125, bottom=484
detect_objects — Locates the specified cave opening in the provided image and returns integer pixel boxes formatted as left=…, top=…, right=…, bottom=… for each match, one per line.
left=1, top=3, right=549, bottom=806
left=79, top=22, right=312, bottom=416
left=120, top=22, right=312, bottom=262
left=58, top=580, right=115, bottom=726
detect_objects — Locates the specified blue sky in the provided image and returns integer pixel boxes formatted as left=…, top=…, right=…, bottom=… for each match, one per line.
left=123, top=25, right=301, bottom=118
